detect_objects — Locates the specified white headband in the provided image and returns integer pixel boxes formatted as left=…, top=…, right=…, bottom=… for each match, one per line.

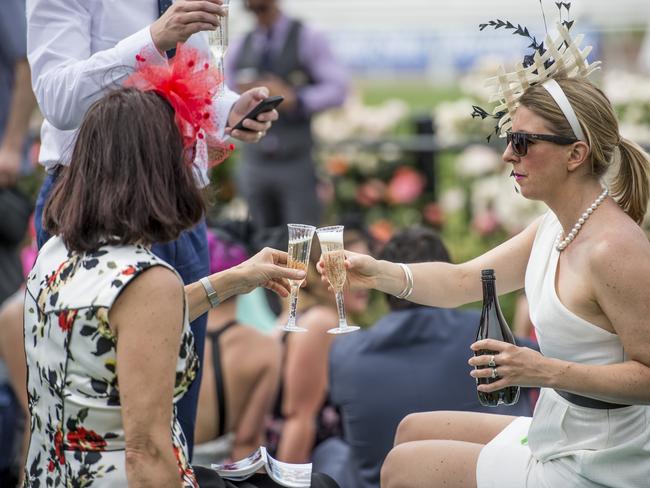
left=541, top=79, right=586, bottom=141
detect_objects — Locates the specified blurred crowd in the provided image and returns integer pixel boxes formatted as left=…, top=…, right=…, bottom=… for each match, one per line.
left=0, top=0, right=550, bottom=486
left=1, top=0, right=556, bottom=487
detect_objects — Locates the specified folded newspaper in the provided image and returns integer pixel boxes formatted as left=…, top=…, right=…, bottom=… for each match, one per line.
left=211, top=446, right=312, bottom=487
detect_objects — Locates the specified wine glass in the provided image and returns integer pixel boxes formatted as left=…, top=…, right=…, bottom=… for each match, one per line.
left=207, top=0, right=230, bottom=96
left=280, top=224, right=316, bottom=333
left=316, top=226, right=360, bottom=335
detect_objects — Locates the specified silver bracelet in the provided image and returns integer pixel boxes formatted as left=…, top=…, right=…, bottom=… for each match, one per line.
left=199, top=277, right=220, bottom=309
left=395, top=263, right=414, bottom=299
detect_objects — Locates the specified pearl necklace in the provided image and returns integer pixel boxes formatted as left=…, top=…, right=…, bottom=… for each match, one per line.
left=555, top=187, right=609, bottom=252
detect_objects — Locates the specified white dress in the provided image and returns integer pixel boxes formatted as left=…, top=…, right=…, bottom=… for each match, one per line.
left=477, top=211, right=650, bottom=488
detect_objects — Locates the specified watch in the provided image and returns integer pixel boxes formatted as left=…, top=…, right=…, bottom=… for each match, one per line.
left=199, top=277, right=220, bottom=309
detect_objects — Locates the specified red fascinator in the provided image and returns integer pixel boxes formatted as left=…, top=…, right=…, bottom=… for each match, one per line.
left=124, top=43, right=233, bottom=167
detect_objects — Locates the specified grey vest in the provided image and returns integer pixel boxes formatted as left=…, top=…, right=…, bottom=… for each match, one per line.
left=235, top=20, right=314, bottom=163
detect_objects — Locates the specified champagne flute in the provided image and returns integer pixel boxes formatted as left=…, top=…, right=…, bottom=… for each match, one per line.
left=316, top=226, right=360, bottom=335
left=280, top=224, right=316, bottom=333
left=207, top=0, right=230, bottom=96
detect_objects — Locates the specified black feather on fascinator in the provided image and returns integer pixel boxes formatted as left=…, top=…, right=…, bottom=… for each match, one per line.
left=471, top=2, right=600, bottom=142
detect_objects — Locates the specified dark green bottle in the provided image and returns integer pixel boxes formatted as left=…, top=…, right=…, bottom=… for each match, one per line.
left=475, top=269, right=520, bottom=406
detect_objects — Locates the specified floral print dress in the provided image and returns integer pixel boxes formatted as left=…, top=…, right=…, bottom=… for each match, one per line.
left=23, top=236, right=199, bottom=487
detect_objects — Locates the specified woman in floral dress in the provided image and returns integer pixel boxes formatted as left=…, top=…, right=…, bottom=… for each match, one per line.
left=22, top=82, right=305, bottom=486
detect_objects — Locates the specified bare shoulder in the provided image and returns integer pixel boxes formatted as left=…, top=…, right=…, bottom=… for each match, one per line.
left=588, top=216, right=650, bottom=295
left=110, top=265, right=184, bottom=328
left=589, top=219, right=650, bottom=272
left=136, top=265, right=183, bottom=291
left=300, top=305, right=338, bottom=334
left=231, top=324, right=281, bottom=356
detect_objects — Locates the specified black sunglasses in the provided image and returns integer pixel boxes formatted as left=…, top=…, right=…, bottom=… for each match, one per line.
left=506, top=131, right=578, bottom=157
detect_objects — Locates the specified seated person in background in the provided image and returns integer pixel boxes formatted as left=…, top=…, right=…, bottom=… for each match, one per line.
left=268, top=228, right=371, bottom=472
left=193, top=228, right=282, bottom=465
left=328, top=227, right=537, bottom=488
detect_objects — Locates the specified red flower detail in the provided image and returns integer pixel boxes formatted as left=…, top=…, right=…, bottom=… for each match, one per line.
left=48, top=460, right=55, bottom=472
left=121, top=265, right=136, bottom=276
left=58, top=310, right=78, bottom=332
left=53, top=427, right=65, bottom=466
left=173, top=445, right=196, bottom=484
left=203, top=112, right=210, bottom=120
left=369, top=219, right=394, bottom=243
left=124, top=44, right=233, bottom=166
left=325, top=154, right=349, bottom=176
left=197, top=132, right=204, bottom=139
left=387, top=167, right=426, bottom=205
left=472, top=209, right=500, bottom=236
left=355, top=179, right=386, bottom=207
left=66, top=426, right=107, bottom=451
left=228, top=143, right=235, bottom=151
left=48, top=261, right=66, bottom=286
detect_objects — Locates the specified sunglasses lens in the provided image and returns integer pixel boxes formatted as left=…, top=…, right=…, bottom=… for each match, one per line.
left=508, top=133, right=527, bottom=156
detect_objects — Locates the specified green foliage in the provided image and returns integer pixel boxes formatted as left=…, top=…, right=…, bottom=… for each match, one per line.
left=357, top=80, right=464, bottom=112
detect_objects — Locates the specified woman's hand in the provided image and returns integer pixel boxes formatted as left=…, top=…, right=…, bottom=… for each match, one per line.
left=316, top=250, right=380, bottom=292
left=468, top=339, right=549, bottom=391
left=237, top=247, right=305, bottom=297
left=151, top=0, right=226, bottom=53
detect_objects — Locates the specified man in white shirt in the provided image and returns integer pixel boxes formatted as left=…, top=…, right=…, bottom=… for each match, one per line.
left=26, top=0, right=279, bottom=459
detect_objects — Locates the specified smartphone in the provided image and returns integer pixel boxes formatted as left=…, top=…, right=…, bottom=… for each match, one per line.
left=232, top=95, right=284, bottom=131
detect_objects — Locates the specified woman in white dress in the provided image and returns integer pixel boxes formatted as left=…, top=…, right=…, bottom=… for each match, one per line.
left=320, top=75, right=650, bottom=487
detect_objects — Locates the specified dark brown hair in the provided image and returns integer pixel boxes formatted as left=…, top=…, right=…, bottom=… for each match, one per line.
left=44, top=88, right=205, bottom=252
left=379, top=227, right=451, bottom=311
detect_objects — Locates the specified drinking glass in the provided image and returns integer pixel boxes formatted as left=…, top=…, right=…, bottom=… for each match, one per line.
left=316, top=226, right=360, bottom=335
left=280, top=224, right=316, bottom=333
left=207, top=0, right=230, bottom=95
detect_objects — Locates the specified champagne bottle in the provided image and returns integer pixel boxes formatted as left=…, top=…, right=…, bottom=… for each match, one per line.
left=475, top=269, right=520, bottom=406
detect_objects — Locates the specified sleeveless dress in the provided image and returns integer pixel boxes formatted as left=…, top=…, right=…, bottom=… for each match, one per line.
left=22, top=236, right=199, bottom=487
left=477, top=211, right=650, bottom=488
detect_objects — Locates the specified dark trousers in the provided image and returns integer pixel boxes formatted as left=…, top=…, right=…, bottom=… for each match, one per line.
left=34, top=172, right=208, bottom=459
left=236, top=155, right=322, bottom=229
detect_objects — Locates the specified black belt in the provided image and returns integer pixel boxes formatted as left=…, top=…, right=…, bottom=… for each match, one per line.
left=555, top=390, right=630, bottom=409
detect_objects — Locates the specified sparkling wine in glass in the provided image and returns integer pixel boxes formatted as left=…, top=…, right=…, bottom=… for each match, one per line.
left=207, top=0, right=230, bottom=95
left=316, top=226, right=360, bottom=335
left=281, top=224, right=316, bottom=333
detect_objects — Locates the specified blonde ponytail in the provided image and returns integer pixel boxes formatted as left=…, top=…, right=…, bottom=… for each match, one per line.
left=610, top=137, right=650, bottom=225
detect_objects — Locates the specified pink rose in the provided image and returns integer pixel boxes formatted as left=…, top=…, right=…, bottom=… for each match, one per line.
left=387, top=167, right=426, bottom=204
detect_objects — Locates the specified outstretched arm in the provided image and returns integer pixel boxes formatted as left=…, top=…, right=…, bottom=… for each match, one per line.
left=186, top=247, right=305, bottom=322
left=323, top=216, right=542, bottom=309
